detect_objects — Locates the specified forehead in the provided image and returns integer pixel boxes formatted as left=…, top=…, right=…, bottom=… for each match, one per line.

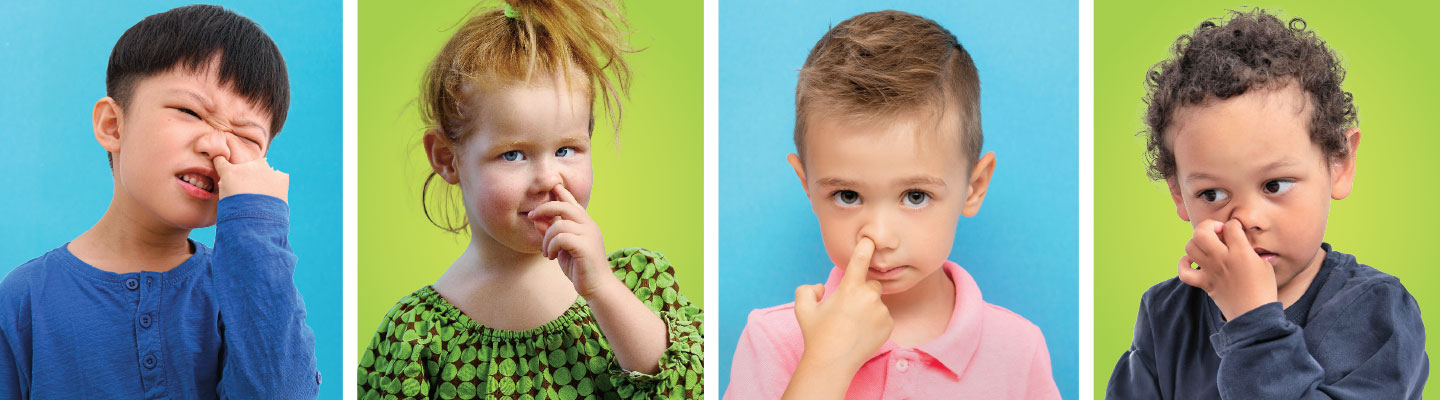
left=462, top=76, right=591, bottom=143
left=804, top=112, right=968, bottom=181
left=131, top=63, right=273, bottom=132
left=1168, top=84, right=1323, bottom=178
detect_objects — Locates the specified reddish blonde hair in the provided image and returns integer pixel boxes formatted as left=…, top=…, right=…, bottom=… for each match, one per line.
left=421, top=0, right=632, bottom=233
left=795, top=10, right=981, bottom=165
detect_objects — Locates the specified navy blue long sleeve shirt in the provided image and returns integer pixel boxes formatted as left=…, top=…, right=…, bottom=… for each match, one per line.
left=1107, top=243, right=1428, bottom=399
left=0, top=194, right=319, bottom=399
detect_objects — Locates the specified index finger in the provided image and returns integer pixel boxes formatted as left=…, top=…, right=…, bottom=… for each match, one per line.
left=552, top=182, right=579, bottom=205
left=840, top=237, right=875, bottom=288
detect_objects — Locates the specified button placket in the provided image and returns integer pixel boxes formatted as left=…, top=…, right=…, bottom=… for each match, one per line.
left=134, top=272, right=168, bottom=394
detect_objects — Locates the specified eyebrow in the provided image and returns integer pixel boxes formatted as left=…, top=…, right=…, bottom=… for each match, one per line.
left=1184, top=159, right=1301, bottom=184
left=168, top=89, right=267, bottom=133
left=814, top=175, right=948, bottom=188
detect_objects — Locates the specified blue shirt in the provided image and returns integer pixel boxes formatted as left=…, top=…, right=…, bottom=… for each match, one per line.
left=1107, top=243, right=1429, bottom=399
left=0, top=194, right=319, bottom=399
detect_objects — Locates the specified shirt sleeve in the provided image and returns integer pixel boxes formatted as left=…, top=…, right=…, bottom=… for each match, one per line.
left=603, top=248, right=704, bottom=399
left=1107, top=292, right=1165, bottom=399
left=0, top=285, right=28, bottom=400
left=1209, top=280, right=1427, bottom=399
left=724, top=309, right=797, bottom=400
left=357, top=299, right=433, bottom=400
left=211, top=194, right=320, bottom=399
left=1025, top=331, right=1062, bottom=400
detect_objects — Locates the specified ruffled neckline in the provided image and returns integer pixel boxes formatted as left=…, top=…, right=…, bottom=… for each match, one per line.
left=413, top=285, right=589, bottom=340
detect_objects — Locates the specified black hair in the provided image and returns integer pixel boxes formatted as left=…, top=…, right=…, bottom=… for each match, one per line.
left=106, top=4, right=289, bottom=142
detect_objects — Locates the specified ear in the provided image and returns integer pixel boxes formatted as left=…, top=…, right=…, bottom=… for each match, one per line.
left=1167, top=178, right=1191, bottom=222
left=787, top=153, right=809, bottom=196
left=93, top=97, right=123, bottom=154
left=960, top=152, right=996, bottom=217
left=1330, top=128, right=1360, bottom=200
left=423, top=129, right=461, bottom=184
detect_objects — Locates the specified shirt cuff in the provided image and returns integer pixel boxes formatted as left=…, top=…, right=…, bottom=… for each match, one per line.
left=217, top=193, right=289, bottom=224
left=1209, top=302, right=1291, bottom=358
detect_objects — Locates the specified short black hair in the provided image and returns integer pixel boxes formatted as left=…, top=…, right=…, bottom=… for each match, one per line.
left=106, top=4, right=289, bottom=137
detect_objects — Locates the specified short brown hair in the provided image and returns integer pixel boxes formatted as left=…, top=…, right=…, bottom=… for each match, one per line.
left=794, top=10, right=981, bottom=165
left=1142, top=8, right=1356, bottom=181
left=419, top=0, right=633, bottom=233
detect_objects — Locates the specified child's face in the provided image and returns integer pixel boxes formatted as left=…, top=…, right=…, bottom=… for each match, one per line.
left=1166, top=83, right=1357, bottom=287
left=448, top=76, right=594, bottom=253
left=789, top=112, right=992, bottom=294
left=100, top=61, right=273, bottom=229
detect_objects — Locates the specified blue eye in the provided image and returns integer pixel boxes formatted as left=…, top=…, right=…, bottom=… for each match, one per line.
left=902, top=190, right=930, bottom=207
left=501, top=151, right=525, bottom=161
left=555, top=147, right=573, bottom=157
left=1264, top=179, right=1294, bottom=194
left=832, top=190, right=861, bottom=206
left=1196, top=189, right=1229, bottom=203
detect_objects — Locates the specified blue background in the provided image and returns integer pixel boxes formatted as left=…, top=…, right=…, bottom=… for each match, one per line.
left=719, top=1, right=1078, bottom=397
left=0, top=1, right=341, bottom=397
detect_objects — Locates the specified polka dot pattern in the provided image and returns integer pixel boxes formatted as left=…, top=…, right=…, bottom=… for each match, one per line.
left=359, top=249, right=704, bottom=399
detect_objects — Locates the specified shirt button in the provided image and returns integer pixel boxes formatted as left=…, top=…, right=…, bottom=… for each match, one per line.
left=143, top=354, right=157, bottom=369
left=124, top=278, right=139, bottom=290
left=896, top=359, right=909, bottom=372
left=315, top=371, right=323, bottom=385
left=145, top=277, right=154, bottom=286
left=139, top=314, right=152, bottom=328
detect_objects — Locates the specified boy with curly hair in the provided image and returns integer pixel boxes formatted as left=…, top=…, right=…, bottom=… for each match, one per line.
left=1107, top=9, right=1427, bottom=398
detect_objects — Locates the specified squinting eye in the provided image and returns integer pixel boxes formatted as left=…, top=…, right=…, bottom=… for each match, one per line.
left=1197, top=189, right=1229, bottom=203
left=555, top=147, right=573, bottom=157
left=1264, top=179, right=1294, bottom=194
left=176, top=108, right=199, bottom=118
left=903, top=191, right=930, bottom=207
left=501, top=151, right=525, bottom=162
left=832, top=190, right=860, bottom=206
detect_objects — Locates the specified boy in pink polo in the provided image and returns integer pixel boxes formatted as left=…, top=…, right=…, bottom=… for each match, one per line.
left=725, top=10, right=1059, bottom=399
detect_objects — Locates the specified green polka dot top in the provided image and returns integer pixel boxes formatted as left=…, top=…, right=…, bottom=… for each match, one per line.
left=358, top=248, right=704, bottom=400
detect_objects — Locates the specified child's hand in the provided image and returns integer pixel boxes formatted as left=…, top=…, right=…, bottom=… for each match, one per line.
left=1177, top=219, right=1277, bottom=320
left=214, top=156, right=289, bottom=203
left=792, top=237, right=893, bottom=371
left=528, top=183, right=610, bottom=298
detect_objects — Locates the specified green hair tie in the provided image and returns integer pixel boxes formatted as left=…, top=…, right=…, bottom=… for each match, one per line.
left=503, top=4, right=521, bottom=19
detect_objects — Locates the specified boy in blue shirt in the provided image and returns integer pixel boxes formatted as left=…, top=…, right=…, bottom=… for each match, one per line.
left=1107, top=9, right=1427, bottom=399
left=0, top=5, right=318, bottom=399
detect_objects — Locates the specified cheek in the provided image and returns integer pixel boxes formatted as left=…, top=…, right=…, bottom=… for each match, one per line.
left=561, top=163, right=594, bottom=206
left=814, top=211, right=859, bottom=267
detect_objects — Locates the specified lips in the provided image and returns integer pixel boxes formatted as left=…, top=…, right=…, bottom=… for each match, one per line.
left=1254, top=247, right=1279, bottom=265
left=176, top=167, right=219, bottom=200
left=868, top=264, right=910, bottom=279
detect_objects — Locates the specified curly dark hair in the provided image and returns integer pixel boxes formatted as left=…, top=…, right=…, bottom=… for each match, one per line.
left=1142, top=8, right=1356, bottom=181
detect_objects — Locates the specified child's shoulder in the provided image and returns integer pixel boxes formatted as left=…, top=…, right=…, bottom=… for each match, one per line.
left=366, top=286, right=457, bottom=342
left=605, top=248, right=696, bottom=314
left=1, top=245, right=73, bottom=298
left=976, top=301, right=1047, bottom=344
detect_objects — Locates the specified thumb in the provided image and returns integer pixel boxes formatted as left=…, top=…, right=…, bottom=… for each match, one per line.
left=213, top=156, right=232, bottom=176
left=794, top=284, right=825, bottom=313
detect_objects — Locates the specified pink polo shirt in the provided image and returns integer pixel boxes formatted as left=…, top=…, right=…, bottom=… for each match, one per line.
left=726, top=261, right=1060, bottom=399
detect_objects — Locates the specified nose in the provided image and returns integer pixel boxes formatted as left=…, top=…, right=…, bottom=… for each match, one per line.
left=531, top=156, right=564, bottom=197
left=856, top=207, right=899, bottom=252
left=195, top=129, right=230, bottom=161
left=1226, top=195, right=1268, bottom=234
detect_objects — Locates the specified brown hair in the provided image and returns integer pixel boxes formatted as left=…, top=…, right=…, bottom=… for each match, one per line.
left=1143, top=8, right=1356, bottom=181
left=420, top=0, right=632, bottom=233
left=794, top=10, right=981, bottom=165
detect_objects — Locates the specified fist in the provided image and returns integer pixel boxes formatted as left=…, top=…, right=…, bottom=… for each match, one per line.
left=1177, top=219, right=1277, bottom=320
left=214, top=156, right=289, bottom=203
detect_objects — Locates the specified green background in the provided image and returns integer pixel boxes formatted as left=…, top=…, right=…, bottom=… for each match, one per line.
left=358, top=0, right=703, bottom=359
left=1095, top=1, right=1440, bottom=397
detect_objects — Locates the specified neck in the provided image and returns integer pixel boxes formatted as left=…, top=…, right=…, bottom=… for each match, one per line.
left=433, top=230, right=579, bottom=331
left=70, top=190, right=194, bottom=273
left=1278, top=246, right=1328, bottom=308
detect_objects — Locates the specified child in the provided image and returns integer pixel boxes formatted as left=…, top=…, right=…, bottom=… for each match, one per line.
left=726, top=10, right=1059, bottom=399
left=1107, top=9, right=1427, bottom=398
left=355, top=1, right=703, bottom=399
left=0, top=5, right=319, bottom=399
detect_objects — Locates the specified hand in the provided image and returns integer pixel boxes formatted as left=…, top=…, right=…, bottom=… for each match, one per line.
left=1177, top=219, right=1277, bottom=320
left=528, top=183, right=610, bottom=298
left=792, top=238, right=893, bottom=371
left=214, top=156, right=289, bottom=203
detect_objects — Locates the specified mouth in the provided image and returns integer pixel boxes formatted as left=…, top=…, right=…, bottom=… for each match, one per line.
left=176, top=168, right=218, bottom=200
left=1254, top=248, right=1279, bottom=265
left=868, top=264, right=910, bottom=279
